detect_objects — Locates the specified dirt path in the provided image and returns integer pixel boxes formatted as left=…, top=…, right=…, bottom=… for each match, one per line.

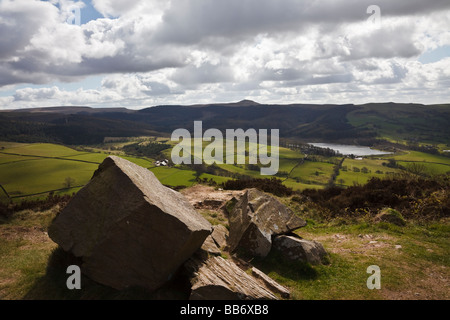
left=181, top=185, right=244, bottom=207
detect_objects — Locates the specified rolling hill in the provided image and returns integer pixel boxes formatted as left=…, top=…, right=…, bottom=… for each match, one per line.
left=1, top=101, right=449, bottom=146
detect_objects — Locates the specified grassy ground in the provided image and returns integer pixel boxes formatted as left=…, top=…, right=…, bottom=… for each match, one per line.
left=252, top=217, right=449, bottom=300
left=0, top=200, right=448, bottom=300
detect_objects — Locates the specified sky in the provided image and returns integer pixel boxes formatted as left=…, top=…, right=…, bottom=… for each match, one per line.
left=0, top=0, right=449, bottom=110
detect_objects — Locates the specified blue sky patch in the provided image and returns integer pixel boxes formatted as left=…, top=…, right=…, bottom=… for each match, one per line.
left=419, top=45, right=450, bottom=64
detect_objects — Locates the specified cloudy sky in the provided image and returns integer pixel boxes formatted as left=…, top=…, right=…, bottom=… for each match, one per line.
left=0, top=0, right=449, bottom=110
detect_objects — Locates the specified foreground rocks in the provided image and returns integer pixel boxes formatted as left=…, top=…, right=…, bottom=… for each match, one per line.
left=228, top=188, right=306, bottom=257
left=48, top=156, right=212, bottom=291
left=185, top=254, right=278, bottom=300
left=47, top=158, right=326, bottom=299
left=273, top=235, right=329, bottom=265
left=211, top=224, right=229, bottom=251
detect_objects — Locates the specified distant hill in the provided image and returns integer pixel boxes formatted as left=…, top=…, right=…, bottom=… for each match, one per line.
left=1, top=106, right=133, bottom=115
left=0, top=102, right=449, bottom=145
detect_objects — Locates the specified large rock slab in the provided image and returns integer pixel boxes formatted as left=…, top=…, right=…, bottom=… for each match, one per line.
left=185, top=255, right=277, bottom=300
left=273, top=235, right=328, bottom=265
left=48, top=156, right=212, bottom=291
left=228, top=188, right=306, bottom=257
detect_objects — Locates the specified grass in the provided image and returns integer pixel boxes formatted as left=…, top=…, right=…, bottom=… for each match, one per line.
left=337, top=158, right=400, bottom=187
left=398, top=161, right=450, bottom=175
left=289, top=161, right=335, bottom=185
left=0, top=143, right=172, bottom=200
left=2, top=143, right=82, bottom=158
left=251, top=218, right=450, bottom=300
left=385, top=151, right=450, bottom=163
left=0, top=207, right=59, bottom=299
left=149, top=167, right=197, bottom=187
left=0, top=159, right=98, bottom=196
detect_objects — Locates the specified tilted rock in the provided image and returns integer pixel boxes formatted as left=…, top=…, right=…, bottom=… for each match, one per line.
left=228, top=188, right=306, bottom=257
left=211, top=224, right=229, bottom=250
left=251, top=267, right=290, bottom=299
left=201, top=235, right=222, bottom=256
left=185, top=255, right=278, bottom=300
left=273, top=235, right=329, bottom=265
left=48, top=156, right=212, bottom=291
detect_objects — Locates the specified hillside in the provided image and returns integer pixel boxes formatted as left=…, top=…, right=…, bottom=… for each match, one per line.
left=1, top=102, right=449, bottom=146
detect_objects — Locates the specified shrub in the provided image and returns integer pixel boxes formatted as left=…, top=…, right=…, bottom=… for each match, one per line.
left=300, top=175, right=450, bottom=220
left=0, top=193, right=72, bottom=219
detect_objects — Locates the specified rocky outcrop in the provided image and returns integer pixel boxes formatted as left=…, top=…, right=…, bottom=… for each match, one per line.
left=48, top=156, right=212, bottom=291
left=273, top=235, right=328, bottom=265
left=185, top=255, right=278, bottom=300
left=228, top=188, right=306, bottom=257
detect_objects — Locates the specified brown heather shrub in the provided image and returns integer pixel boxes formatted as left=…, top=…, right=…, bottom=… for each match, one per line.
left=300, top=175, right=450, bottom=220
left=0, top=193, right=72, bottom=219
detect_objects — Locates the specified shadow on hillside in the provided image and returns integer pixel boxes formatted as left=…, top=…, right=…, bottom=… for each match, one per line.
left=244, top=249, right=319, bottom=283
left=23, top=247, right=190, bottom=300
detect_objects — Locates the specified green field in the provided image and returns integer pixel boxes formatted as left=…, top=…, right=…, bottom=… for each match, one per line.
left=1, top=141, right=450, bottom=201
left=379, top=151, right=450, bottom=176
left=337, top=158, right=402, bottom=187
left=0, top=142, right=233, bottom=200
left=0, top=143, right=162, bottom=200
left=384, top=150, right=450, bottom=163
left=290, top=161, right=335, bottom=186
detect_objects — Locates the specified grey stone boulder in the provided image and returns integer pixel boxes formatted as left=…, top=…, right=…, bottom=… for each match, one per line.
left=228, top=188, right=306, bottom=257
left=184, top=255, right=278, bottom=300
left=201, top=235, right=222, bottom=256
left=273, top=235, right=328, bottom=265
left=211, top=224, right=229, bottom=250
left=48, top=156, right=212, bottom=291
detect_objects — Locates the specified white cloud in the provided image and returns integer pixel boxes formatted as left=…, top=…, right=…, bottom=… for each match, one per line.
left=0, top=0, right=449, bottom=109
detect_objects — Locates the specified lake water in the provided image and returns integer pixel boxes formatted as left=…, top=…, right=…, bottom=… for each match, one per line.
left=308, top=143, right=393, bottom=157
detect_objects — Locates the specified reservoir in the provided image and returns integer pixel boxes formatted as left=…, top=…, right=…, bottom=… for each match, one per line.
left=308, top=143, right=393, bottom=157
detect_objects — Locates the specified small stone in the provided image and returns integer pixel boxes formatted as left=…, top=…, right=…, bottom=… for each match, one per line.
left=273, top=235, right=329, bottom=265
